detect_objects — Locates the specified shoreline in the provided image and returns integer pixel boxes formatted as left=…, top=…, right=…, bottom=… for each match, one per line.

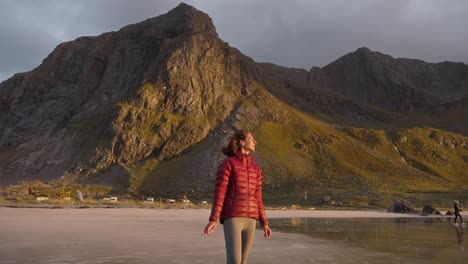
left=0, top=208, right=465, bottom=264
left=1, top=205, right=464, bottom=217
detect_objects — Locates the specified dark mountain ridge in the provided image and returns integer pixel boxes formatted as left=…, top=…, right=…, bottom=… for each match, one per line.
left=258, top=47, right=468, bottom=133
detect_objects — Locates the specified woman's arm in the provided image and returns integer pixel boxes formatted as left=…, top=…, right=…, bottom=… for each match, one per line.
left=208, top=158, right=232, bottom=223
left=255, top=168, right=269, bottom=227
left=256, top=168, right=272, bottom=239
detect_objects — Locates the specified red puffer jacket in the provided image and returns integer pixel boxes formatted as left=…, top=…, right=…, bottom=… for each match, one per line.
left=209, top=152, right=268, bottom=226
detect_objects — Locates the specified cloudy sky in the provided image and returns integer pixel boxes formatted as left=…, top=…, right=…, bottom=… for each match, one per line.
left=1, top=0, right=468, bottom=82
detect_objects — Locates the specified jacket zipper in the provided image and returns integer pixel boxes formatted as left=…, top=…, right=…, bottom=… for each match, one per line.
left=246, top=160, right=250, bottom=214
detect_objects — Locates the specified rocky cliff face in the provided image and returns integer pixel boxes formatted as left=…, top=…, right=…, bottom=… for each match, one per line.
left=0, top=3, right=467, bottom=201
left=0, top=3, right=262, bottom=185
left=257, top=62, right=394, bottom=124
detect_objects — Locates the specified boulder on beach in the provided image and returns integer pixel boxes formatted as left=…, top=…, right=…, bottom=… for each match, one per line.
left=387, top=198, right=418, bottom=213
left=421, top=204, right=441, bottom=216
left=320, top=196, right=336, bottom=206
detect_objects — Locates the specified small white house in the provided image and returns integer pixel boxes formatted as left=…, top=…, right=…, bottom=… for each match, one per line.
left=36, top=197, right=49, bottom=201
left=201, top=201, right=208, bottom=205
left=110, top=197, right=118, bottom=202
left=181, top=199, right=190, bottom=204
left=146, top=197, right=154, bottom=203
left=166, top=199, right=176, bottom=204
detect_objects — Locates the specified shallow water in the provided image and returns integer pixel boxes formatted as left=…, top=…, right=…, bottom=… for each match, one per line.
left=269, top=217, right=467, bottom=264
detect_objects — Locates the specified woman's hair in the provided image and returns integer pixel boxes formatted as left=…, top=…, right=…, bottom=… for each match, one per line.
left=222, top=130, right=250, bottom=156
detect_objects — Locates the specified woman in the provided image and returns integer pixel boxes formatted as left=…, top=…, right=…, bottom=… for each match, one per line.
left=204, top=130, right=272, bottom=264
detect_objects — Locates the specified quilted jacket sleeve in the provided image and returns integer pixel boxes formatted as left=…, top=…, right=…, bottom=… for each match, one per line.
left=256, top=168, right=269, bottom=226
left=209, top=158, right=232, bottom=222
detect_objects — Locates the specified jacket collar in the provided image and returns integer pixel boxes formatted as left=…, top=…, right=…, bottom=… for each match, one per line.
left=235, top=151, right=253, bottom=164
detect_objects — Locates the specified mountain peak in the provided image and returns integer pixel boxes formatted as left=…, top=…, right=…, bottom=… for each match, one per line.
left=172, top=2, right=197, bottom=12
left=353, top=47, right=374, bottom=57
left=332, top=47, right=390, bottom=65
left=161, top=2, right=217, bottom=36
left=356, top=47, right=372, bottom=52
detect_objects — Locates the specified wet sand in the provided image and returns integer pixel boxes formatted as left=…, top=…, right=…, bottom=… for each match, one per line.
left=0, top=208, right=464, bottom=264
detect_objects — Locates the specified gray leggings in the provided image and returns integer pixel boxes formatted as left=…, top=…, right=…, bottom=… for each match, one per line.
left=223, top=217, right=257, bottom=264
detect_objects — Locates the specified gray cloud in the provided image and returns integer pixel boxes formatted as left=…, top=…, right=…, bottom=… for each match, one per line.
left=201, top=0, right=468, bottom=67
left=0, top=1, right=57, bottom=73
left=1, top=0, right=468, bottom=82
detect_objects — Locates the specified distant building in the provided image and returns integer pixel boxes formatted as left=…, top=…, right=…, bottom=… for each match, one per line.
left=102, top=197, right=118, bottom=202
left=36, top=197, right=49, bottom=201
left=146, top=197, right=154, bottom=203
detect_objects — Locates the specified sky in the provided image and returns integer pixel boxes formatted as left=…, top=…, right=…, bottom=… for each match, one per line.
left=1, top=0, right=468, bottom=82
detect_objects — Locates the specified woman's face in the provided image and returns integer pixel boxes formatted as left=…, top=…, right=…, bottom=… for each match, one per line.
left=241, top=133, right=257, bottom=153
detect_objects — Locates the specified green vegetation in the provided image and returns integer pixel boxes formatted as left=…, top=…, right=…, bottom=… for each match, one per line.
left=27, top=75, right=466, bottom=211
left=244, top=91, right=468, bottom=208
left=391, top=127, right=468, bottom=184
left=127, top=158, right=159, bottom=195
left=111, top=83, right=468, bottom=209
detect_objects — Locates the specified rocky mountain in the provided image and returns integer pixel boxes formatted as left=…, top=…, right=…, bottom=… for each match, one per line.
left=318, top=47, right=468, bottom=109
left=0, top=3, right=241, bottom=183
left=0, top=3, right=467, bottom=205
left=257, top=47, right=468, bottom=133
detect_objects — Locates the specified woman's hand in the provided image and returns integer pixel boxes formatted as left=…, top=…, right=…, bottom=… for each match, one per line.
left=204, top=221, right=218, bottom=236
left=263, top=225, right=272, bottom=239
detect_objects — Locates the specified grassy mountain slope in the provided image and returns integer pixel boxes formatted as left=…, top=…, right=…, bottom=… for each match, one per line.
left=124, top=81, right=468, bottom=207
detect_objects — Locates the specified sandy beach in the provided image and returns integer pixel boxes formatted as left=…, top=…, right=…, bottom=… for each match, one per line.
left=0, top=208, right=465, bottom=264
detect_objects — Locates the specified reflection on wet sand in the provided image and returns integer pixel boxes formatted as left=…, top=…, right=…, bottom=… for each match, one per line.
left=271, top=217, right=468, bottom=263
left=290, top=217, right=304, bottom=227
left=455, top=226, right=464, bottom=251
